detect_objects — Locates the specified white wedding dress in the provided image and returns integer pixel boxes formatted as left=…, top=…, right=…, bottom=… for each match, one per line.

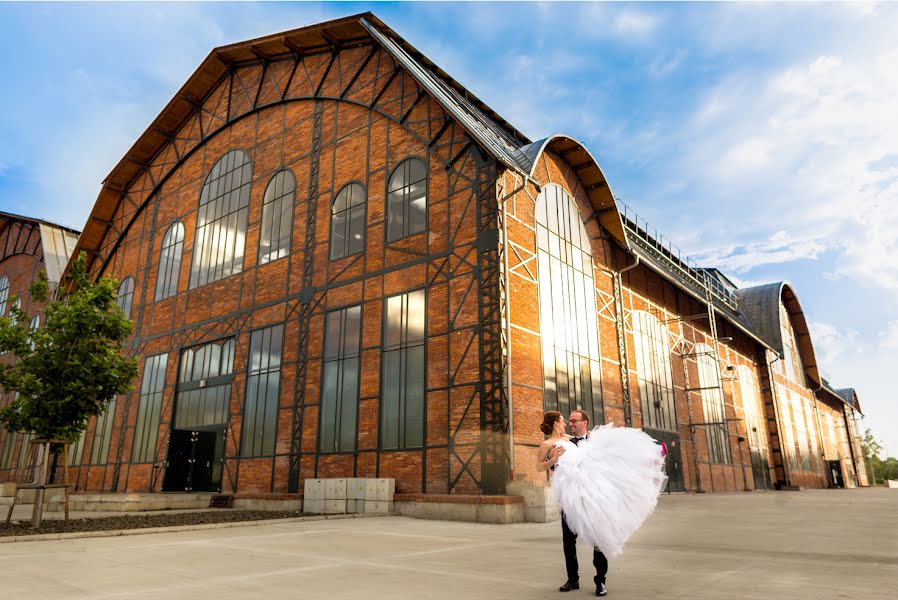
left=550, top=423, right=667, bottom=560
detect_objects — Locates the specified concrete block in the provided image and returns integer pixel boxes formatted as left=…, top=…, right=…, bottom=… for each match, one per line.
left=363, top=500, right=393, bottom=515
left=0, top=482, right=16, bottom=497
left=375, top=478, right=395, bottom=502
left=304, top=478, right=325, bottom=501
left=324, top=499, right=346, bottom=514
left=303, top=498, right=324, bottom=514
left=325, top=478, right=347, bottom=500
left=364, top=478, right=378, bottom=500
left=349, top=478, right=367, bottom=500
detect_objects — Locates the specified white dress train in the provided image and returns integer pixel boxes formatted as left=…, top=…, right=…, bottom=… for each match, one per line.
left=550, top=423, right=667, bottom=560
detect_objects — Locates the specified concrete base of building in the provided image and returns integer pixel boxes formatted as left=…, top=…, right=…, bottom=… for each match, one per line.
left=394, top=494, right=525, bottom=524
left=39, top=493, right=215, bottom=513
left=506, top=480, right=561, bottom=523
left=231, top=495, right=303, bottom=512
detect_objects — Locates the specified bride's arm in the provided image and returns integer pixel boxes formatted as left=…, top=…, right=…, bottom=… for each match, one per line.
left=536, top=441, right=564, bottom=472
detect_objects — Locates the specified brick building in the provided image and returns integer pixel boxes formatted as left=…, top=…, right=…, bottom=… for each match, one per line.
left=0, top=14, right=870, bottom=501
left=0, top=212, right=80, bottom=472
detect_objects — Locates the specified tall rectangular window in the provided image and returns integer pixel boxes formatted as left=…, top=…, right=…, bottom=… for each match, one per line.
left=0, top=428, right=16, bottom=469
left=132, top=353, right=168, bottom=463
left=381, top=290, right=425, bottom=450
left=695, top=345, right=732, bottom=464
left=241, top=325, right=283, bottom=457
left=320, top=305, right=361, bottom=453
left=90, top=400, right=117, bottom=465
left=632, top=311, right=677, bottom=432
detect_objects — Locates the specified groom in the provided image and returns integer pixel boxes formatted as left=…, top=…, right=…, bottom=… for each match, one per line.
left=558, top=409, right=608, bottom=596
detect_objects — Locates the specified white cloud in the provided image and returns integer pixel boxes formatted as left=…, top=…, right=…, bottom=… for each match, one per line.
left=613, top=10, right=661, bottom=37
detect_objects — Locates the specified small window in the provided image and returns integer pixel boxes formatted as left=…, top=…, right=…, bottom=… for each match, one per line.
left=155, top=222, right=185, bottom=300
left=330, top=183, right=366, bottom=260
left=381, top=289, right=426, bottom=450
left=386, top=158, right=427, bottom=242
left=117, top=277, right=135, bottom=319
left=259, top=170, right=295, bottom=264
left=0, top=276, right=9, bottom=315
left=320, top=305, right=362, bottom=452
left=241, top=325, right=283, bottom=457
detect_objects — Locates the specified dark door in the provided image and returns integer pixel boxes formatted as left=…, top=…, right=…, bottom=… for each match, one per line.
left=827, top=460, right=845, bottom=488
left=162, top=430, right=193, bottom=492
left=645, top=428, right=684, bottom=493
left=750, top=448, right=771, bottom=490
left=162, top=428, right=225, bottom=492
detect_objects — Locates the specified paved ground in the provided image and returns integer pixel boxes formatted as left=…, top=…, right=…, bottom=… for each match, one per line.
left=1, top=488, right=895, bottom=600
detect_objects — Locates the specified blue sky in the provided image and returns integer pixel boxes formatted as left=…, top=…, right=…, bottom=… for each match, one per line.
left=1, top=1, right=895, bottom=455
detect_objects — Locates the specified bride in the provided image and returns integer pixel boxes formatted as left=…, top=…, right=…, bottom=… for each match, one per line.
left=537, top=410, right=667, bottom=562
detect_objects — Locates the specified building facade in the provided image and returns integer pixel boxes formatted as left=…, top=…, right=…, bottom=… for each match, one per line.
left=0, top=14, right=871, bottom=498
left=0, top=212, right=80, bottom=475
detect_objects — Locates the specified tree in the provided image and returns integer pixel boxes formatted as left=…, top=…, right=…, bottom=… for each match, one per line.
left=0, top=252, right=138, bottom=450
left=861, top=427, right=880, bottom=485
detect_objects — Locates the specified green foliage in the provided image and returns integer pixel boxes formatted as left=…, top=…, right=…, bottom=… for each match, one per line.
left=0, top=252, right=138, bottom=443
left=861, top=428, right=898, bottom=485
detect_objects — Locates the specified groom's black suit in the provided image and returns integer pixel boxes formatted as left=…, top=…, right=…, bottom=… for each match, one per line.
left=561, top=434, right=608, bottom=587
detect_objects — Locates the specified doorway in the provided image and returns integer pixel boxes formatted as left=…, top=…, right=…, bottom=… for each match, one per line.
left=646, top=428, right=684, bottom=492
left=162, top=426, right=226, bottom=492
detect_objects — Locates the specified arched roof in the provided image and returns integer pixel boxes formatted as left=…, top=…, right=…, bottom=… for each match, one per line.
left=735, top=281, right=821, bottom=385
left=519, top=134, right=629, bottom=248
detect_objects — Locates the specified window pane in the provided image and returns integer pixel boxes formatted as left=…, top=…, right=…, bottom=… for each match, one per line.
left=381, top=350, right=401, bottom=450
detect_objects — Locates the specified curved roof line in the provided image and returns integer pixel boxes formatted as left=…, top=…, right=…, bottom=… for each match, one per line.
left=520, top=134, right=628, bottom=248
left=734, top=281, right=821, bottom=385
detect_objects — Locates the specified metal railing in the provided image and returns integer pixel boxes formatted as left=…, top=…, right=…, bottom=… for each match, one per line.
left=616, top=200, right=740, bottom=312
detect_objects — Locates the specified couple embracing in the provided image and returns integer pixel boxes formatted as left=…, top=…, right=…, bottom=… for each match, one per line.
left=537, top=410, right=668, bottom=596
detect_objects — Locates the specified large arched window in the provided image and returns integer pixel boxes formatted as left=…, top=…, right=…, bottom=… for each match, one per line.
left=330, top=182, right=367, bottom=259
left=190, top=149, right=252, bottom=287
left=259, top=169, right=295, bottom=264
left=632, top=311, right=676, bottom=432
left=0, top=276, right=9, bottom=315
left=386, top=158, right=426, bottom=242
left=694, top=343, right=731, bottom=464
left=777, top=303, right=804, bottom=383
left=535, top=184, right=602, bottom=424
left=155, top=222, right=184, bottom=300
left=116, top=277, right=135, bottom=319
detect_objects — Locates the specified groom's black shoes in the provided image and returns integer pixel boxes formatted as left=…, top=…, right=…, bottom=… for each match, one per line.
left=596, top=582, right=607, bottom=596
left=559, top=580, right=580, bottom=592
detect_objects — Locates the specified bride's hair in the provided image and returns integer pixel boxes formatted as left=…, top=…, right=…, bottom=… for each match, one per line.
left=540, top=411, right=562, bottom=435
